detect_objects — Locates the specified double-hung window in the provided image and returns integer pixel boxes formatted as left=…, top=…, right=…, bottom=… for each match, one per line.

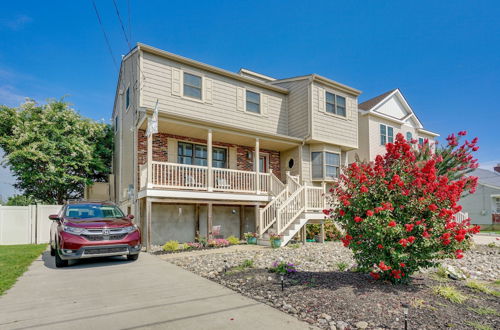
left=183, top=72, right=202, bottom=100
left=418, top=137, right=425, bottom=146
left=178, top=142, right=227, bottom=168
left=312, top=152, right=340, bottom=180
left=406, top=132, right=413, bottom=141
left=380, top=124, right=394, bottom=145
left=325, top=91, right=346, bottom=117
left=246, top=90, right=260, bottom=114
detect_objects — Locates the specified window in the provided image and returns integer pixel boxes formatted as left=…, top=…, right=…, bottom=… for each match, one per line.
left=125, top=87, right=130, bottom=109
left=380, top=124, right=394, bottom=145
left=114, top=116, right=119, bottom=133
left=406, top=132, right=413, bottom=141
left=418, top=137, right=425, bottom=146
left=178, top=142, right=226, bottom=168
left=183, top=72, right=202, bottom=99
left=325, top=91, right=347, bottom=117
left=65, top=204, right=124, bottom=219
left=246, top=90, right=260, bottom=114
left=495, top=197, right=500, bottom=214
left=312, top=152, right=340, bottom=180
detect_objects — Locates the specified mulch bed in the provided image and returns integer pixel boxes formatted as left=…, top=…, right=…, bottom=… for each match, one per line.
left=215, top=268, right=500, bottom=329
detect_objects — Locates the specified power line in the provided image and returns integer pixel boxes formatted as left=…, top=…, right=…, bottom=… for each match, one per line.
left=127, top=0, right=132, bottom=42
left=91, top=0, right=119, bottom=71
left=112, top=0, right=132, bottom=50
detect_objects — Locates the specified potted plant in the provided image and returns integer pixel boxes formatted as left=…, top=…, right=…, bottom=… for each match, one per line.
left=269, top=233, right=282, bottom=248
left=244, top=232, right=257, bottom=244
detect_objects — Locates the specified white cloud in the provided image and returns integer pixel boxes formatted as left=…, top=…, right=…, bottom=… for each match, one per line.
left=1, top=15, right=32, bottom=31
left=0, top=85, right=25, bottom=106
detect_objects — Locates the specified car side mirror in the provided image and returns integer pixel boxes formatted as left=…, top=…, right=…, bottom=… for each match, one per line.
left=127, top=214, right=135, bottom=220
left=49, top=214, right=60, bottom=221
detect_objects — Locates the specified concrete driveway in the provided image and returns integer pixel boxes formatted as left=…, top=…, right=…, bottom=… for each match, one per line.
left=0, top=251, right=310, bottom=330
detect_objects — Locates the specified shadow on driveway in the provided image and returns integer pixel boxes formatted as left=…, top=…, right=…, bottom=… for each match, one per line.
left=42, top=251, right=137, bottom=270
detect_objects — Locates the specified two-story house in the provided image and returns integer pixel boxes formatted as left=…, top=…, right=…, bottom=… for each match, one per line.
left=349, top=88, right=439, bottom=162
left=112, top=43, right=361, bottom=250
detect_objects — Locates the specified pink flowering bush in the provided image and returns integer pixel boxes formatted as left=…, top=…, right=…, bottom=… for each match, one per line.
left=207, top=238, right=230, bottom=248
left=325, top=132, right=479, bottom=283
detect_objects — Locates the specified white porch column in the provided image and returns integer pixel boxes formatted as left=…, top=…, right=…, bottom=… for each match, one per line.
left=207, top=129, right=213, bottom=192
left=255, top=138, right=260, bottom=194
left=147, top=127, right=153, bottom=189
left=145, top=198, right=152, bottom=252
left=319, top=220, right=325, bottom=243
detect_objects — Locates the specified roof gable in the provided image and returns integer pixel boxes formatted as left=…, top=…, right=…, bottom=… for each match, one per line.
left=359, top=89, right=423, bottom=128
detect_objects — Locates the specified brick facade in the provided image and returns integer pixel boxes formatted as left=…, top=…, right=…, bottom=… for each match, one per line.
left=137, top=129, right=281, bottom=178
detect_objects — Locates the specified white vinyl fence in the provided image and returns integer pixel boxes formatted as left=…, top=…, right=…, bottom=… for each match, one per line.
left=0, top=205, right=62, bottom=245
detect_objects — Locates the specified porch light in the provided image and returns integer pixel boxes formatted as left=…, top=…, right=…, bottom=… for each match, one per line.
left=224, top=259, right=227, bottom=273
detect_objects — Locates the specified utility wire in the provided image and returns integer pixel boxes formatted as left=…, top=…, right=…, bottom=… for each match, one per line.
left=127, top=0, right=132, bottom=43
left=112, top=0, right=132, bottom=50
left=91, top=0, right=119, bottom=71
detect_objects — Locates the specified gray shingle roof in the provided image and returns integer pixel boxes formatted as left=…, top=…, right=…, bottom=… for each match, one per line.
left=470, top=168, right=500, bottom=188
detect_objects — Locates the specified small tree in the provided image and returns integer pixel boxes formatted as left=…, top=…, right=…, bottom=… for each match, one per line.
left=326, top=132, right=479, bottom=283
left=0, top=99, right=113, bottom=204
left=5, top=194, right=33, bottom=206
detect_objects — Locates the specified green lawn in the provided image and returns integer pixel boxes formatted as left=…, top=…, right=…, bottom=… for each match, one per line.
left=481, top=230, right=500, bottom=235
left=0, top=244, right=47, bottom=295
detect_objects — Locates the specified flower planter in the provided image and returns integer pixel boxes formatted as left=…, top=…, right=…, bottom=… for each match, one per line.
left=271, top=239, right=282, bottom=248
left=247, top=237, right=257, bottom=245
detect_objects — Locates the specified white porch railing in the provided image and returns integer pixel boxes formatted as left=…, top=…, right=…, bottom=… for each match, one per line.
left=455, top=211, right=469, bottom=224
left=143, top=161, right=278, bottom=194
left=305, top=186, right=326, bottom=210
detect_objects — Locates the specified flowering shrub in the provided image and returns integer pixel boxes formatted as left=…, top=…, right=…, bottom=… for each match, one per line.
left=162, top=240, right=180, bottom=252
left=244, top=232, right=257, bottom=239
left=227, top=236, right=241, bottom=245
left=270, top=261, right=297, bottom=275
left=326, top=132, right=479, bottom=283
left=207, top=238, right=230, bottom=248
left=186, top=242, right=203, bottom=249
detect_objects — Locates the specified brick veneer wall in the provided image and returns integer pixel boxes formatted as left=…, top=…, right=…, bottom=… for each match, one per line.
left=137, top=129, right=281, bottom=178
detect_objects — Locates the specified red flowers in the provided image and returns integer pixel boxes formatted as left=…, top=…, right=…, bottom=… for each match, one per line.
left=378, top=261, right=391, bottom=271
left=329, top=130, right=479, bottom=284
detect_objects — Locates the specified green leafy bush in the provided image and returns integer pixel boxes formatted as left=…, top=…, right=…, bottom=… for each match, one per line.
left=162, top=240, right=179, bottom=252
left=227, top=236, right=240, bottom=245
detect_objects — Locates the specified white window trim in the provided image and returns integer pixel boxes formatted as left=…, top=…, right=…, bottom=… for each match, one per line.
left=380, top=124, right=395, bottom=146
left=245, top=89, right=262, bottom=115
left=324, top=90, right=348, bottom=118
left=182, top=70, right=204, bottom=103
left=311, top=151, right=341, bottom=182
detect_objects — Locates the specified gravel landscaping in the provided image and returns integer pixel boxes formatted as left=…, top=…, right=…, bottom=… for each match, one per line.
left=164, top=242, right=500, bottom=329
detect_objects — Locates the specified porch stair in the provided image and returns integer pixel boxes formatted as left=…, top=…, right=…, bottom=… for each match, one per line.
left=258, top=173, right=326, bottom=247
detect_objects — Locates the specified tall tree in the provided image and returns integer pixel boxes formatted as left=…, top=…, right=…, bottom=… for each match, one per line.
left=0, top=99, right=113, bottom=204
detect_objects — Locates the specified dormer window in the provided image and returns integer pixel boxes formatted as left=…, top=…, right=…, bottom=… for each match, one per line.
left=325, top=92, right=346, bottom=117
left=183, top=72, right=202, bottom=100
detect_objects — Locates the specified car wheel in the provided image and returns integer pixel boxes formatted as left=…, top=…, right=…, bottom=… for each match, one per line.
left=127, top=254, right=139, bottom=261
left=55, top=247, right=68, bottom=268
left=50, top=244, right=55, bottom=256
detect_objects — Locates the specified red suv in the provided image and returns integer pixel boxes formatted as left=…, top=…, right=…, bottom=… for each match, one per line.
left=49, top=201, right=141, bottom=268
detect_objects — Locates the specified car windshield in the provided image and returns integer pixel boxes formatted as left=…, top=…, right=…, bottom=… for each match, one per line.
left=65, top=204, right=125, bottom=219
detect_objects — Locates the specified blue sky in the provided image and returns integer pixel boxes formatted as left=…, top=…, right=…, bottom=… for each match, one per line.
left=0, top=1, right=499, bottom=198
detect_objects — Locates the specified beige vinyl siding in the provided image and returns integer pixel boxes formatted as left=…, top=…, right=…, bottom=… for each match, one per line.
left=348, top=114, right=370, bottom=162
left=140, top=52, right=288, bottom=136
left=272, top=80, right=309, bottom=138
left=311, top=82, right=358, bottom=149
left=113, top=52, right=139, bottom=203
left=301, top=144, right=311, bottom=184
left=280, top=146, right=301, bottom=180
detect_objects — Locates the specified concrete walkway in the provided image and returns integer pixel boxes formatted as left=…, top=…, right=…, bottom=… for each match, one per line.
left=0, top=252, right=311, bottom=330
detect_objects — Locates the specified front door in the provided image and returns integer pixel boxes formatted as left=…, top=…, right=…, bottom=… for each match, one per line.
left=259, top=155, right=268, bottom=173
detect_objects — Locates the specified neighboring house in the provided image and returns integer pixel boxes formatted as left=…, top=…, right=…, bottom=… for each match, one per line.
left=112, top=43, right=361, bottom=249
left=349, top=89, right=439, bottom=162
left=460, top=166, right=500, bottom=230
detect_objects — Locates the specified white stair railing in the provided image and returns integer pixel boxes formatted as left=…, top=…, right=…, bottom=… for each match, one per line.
left=455, top=211, right=469, bottom=224
left=277, top=186, right=306, bottom=235
left=259, top=172, right=287, bottom=236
